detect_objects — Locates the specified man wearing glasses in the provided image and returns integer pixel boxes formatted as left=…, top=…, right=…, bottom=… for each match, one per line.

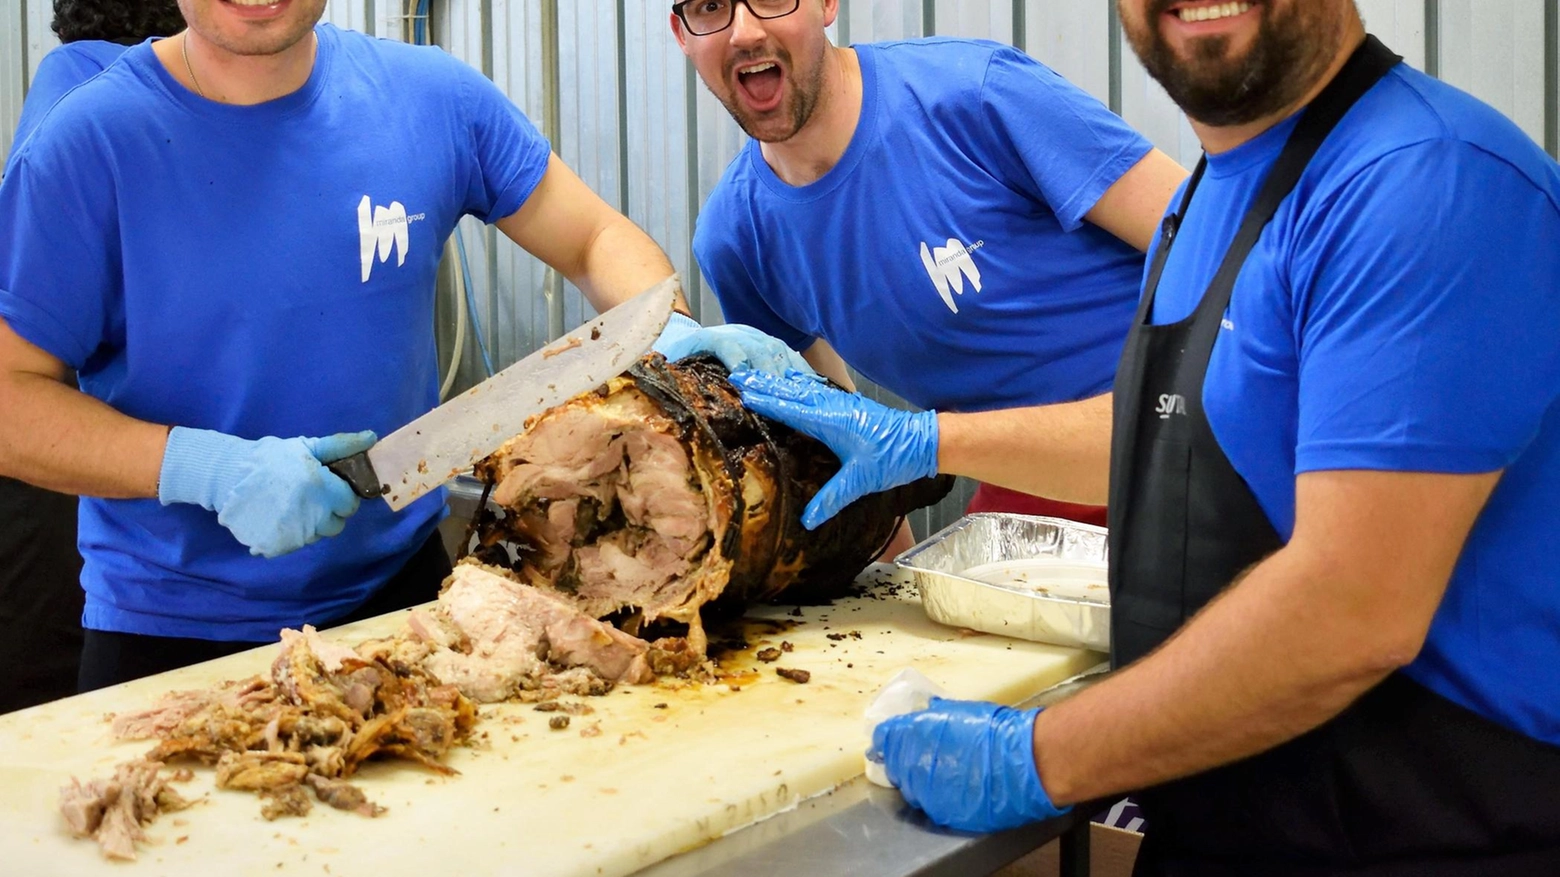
left=670, top=0, right=1187, bottom=531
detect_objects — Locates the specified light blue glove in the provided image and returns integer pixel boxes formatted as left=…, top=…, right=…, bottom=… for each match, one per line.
left=729, top=369, right=938, bottom=529
left=872, top=697, right=1069, bottom=833
left=653, top=312, right=815, bottom=377
left=158, top=426, right=377, bottom=558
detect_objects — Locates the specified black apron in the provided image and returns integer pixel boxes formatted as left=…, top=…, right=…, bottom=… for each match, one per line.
left=1106, top=36, right=1560, bottom=876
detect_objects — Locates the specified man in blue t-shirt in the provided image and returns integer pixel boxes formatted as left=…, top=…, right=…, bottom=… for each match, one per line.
left=668, top=0, right=1188, bottom=539
left=0, top=0, right=701, bottom=692
left=0, top=0, right=184, bottom=715
left=735, top=0, right=1560, bottom=869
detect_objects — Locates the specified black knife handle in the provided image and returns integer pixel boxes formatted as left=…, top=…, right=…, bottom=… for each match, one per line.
left=326, top=452, right=386, bottom=500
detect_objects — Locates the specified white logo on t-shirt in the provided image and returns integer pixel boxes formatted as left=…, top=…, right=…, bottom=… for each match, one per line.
left=920, top=238, right=985, bottom=313
left=358, top=196, right=425, bottom=283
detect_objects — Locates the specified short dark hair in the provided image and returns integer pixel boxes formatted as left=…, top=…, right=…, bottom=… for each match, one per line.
left=51, top=0, right=185, bottom=45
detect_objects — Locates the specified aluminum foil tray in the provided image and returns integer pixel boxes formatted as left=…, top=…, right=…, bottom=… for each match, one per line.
left=894, top=513, right=1110, bottom=652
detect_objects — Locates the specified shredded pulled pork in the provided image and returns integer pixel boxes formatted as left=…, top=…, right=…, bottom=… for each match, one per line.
left=81, top=623, right=476, bottom=857
left=111, top=677, right=268, bottom=741
left=59, top=759, right=195, bottom=860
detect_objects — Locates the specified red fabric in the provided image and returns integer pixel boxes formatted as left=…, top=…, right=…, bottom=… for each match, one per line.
left=966, top=482, right=1107, bottom=527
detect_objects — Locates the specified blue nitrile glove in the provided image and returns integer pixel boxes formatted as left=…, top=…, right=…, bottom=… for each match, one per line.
left=730, top=369, right=938, bottom=529
left=158, top=426, right=377, bottom=558
left=872, top=697, right=1069, bottom=833
left=653, top=312, right=815, bottom=377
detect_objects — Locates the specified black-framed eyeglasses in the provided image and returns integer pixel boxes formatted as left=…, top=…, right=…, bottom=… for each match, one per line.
left=673, top=0, right=802, bottom=37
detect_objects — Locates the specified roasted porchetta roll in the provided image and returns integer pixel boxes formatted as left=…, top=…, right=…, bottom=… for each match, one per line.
left=468, top=353, right=953, bottom=657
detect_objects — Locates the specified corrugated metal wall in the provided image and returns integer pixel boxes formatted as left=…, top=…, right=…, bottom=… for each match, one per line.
left=3, top=0, right=1557, bottom=536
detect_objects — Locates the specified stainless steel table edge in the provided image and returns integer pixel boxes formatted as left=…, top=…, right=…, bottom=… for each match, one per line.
left=636, top=664, right=1112, bottom=877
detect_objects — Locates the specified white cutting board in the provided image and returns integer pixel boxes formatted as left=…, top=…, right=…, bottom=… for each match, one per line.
left=0, top=565, right=1100, bottom=877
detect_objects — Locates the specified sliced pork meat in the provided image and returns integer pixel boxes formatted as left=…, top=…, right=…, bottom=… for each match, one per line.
left=412, top=562, right=653, bottom=702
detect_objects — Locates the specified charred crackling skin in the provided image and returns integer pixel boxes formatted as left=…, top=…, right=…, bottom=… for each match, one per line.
left=634, top=355, right=953, bottom=603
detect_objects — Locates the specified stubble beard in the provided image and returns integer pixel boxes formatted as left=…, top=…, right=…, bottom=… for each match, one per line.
left=180, top=0, right=328, bottom=57
left=1124, top=0, right=1348, bottom=127
left=717, top=43, right=827, bottom=144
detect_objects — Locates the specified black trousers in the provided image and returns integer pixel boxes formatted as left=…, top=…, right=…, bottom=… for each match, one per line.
left=0, top=477, right=85, bottom=714
left=77, top=530, right=452, bottom=693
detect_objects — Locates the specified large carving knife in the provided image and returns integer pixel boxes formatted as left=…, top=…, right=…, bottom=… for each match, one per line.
left=328, top=276, right=679, bottom=511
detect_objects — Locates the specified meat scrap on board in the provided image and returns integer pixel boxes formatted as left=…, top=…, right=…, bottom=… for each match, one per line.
left=59, top=758, right=196, bottom=861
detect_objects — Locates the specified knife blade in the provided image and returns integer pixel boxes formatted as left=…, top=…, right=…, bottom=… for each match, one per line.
left=328, top=275, right=679, bottom=511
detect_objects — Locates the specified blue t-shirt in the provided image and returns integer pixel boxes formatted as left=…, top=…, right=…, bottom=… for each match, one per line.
left=7, top=40, right=133, bottom=168
left=0, top=24, right=552, bottom=640
left=1150, top=64, right=1560, bottom=745
left=696, top=39, right=1152, bottom=413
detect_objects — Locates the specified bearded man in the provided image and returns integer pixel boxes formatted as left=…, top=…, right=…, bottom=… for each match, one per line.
left=732, top=1, right=1560, bottom=873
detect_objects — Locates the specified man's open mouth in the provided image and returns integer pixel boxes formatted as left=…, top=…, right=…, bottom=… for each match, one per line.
left=735, top=60, right=785, bottom=110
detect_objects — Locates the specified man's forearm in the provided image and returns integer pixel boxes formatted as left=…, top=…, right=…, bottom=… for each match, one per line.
left=1029, top=545, right=1410, bottom=805
left=572, top=216, right=685, bottom=315
left=935, top=394, right=1112, bottom=504
left=0, top=369, right=167, bottom=498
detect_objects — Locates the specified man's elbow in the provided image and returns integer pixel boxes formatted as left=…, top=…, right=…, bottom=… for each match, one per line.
left=1293, top=545, right=1444, bottom=684
left=1345, top=616, right=1433, bottom=683
left=1361, top=639, right=1422, bottom=679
